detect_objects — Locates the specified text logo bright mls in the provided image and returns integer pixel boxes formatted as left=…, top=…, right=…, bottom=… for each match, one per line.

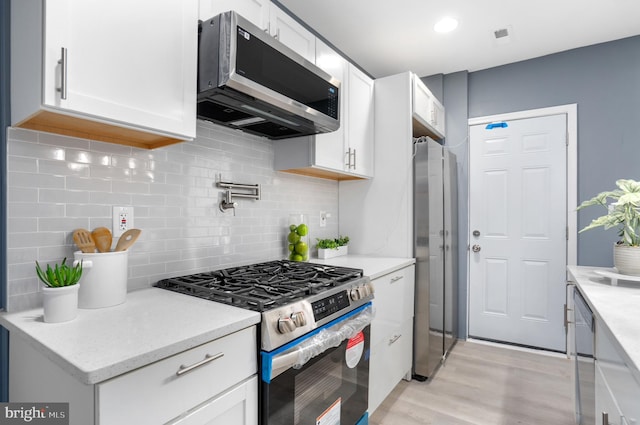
left=0, top=403, right=69, bottom=424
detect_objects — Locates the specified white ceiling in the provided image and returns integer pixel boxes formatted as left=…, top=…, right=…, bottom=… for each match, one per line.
left=277, top=0, right=640, bottom=78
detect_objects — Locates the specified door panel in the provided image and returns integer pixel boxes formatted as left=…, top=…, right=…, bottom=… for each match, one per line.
left=469, top=113, right=567, bottom=351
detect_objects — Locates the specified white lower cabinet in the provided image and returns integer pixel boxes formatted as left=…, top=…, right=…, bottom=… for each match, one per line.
left=596, top=363, right=625, bottom=425
left=9, top=327, right=258, bottom=425
left=595, top=321, right=640, bottom=425
left=368, top=265, right=415, bottom=415
left=167, top=376, right=257, bottom=425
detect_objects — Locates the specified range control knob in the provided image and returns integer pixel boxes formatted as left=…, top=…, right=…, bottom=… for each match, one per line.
left=349, top=286, right=364, bottom=301
left=277, top=311, right=307, bottom=334
left=290, top=311, right=306, bottom=327
left=350, top=284, right=374, bottom=301
left=277, top=317, right=296, bottom=334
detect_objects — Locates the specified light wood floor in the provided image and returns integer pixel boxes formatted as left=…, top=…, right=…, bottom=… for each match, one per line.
left=369, top=340, right=575, bottom=425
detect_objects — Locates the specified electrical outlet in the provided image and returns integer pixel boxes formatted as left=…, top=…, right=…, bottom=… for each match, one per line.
left=113, top=206, right=134, bottom=237
left=320, top=211, right=327, bottom=228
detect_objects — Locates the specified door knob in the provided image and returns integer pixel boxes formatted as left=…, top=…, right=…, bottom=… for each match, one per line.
left=472, top=244, right=481, bottom=253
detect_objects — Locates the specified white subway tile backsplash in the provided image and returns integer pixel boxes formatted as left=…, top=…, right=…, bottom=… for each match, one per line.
left=8, top=218, right=37, bottom=233
left=8, top=171, right=65, bottom=189
left=6, top=125, right=340, bottom=312
left=65, top=175, right=111, bottom=192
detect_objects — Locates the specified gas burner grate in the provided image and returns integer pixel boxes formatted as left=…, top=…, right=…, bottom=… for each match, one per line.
left=155, top=260, right=363, bottom=312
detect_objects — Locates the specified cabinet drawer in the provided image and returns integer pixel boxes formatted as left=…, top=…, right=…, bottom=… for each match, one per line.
left=98, top=326, right=257, bottom=425
left=371, top=265, right=415, bottom=346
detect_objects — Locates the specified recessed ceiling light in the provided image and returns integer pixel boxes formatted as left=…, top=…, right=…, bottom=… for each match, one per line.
left=434, top=17, right=458, bottom=33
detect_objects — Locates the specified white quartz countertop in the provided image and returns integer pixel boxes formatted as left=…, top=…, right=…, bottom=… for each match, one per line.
left=0, top=287, right=260, bottom=385
left=0, top=256, right=412, bottom=386
left=310, top=255, right=415, bottom=280
left=567, top=265, right=640, bottom=379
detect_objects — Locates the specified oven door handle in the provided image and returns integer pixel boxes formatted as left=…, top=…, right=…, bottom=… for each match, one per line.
left=262, top=303, right=373, bottom=383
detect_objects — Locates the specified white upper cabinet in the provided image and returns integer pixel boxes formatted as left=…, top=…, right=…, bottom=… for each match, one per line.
left=412, top=74, right=445, bottom=140
left=273, top=41, right=374, bottom=180
left=11, top=0, right=198, bottom=149
left=345, top=64, right=374, bottom=177
left=312, top=40, right=348, bottom=172
left=268, top=6, right=316, bottom=63
left=199, top=0, right=315, bottom=63
left=198, top=0, right=270, bottom=30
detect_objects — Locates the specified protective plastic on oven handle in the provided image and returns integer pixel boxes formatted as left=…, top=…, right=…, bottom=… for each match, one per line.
left=263, top=304, right=373, bottom=382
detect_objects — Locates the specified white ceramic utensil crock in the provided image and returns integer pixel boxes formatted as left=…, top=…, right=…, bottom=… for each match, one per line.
left=73, top=250, right=128, bottom=308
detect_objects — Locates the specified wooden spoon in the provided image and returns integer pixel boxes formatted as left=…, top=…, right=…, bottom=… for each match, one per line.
left=115, top=229, right=142, bottom=252
left=73, top=228, right=96, bottom=253
left=92, top=227, right=112, bottom=253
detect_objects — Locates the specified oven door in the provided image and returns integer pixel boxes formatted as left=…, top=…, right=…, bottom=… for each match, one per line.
left=260, top=303, right=372, bottom=425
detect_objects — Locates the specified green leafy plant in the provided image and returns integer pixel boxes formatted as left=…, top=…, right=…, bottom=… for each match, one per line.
left=316, top=236, right=349, bottom=250
left=577, top=179, right=640, bottom=246
left=35, top=258, right=83, bottom=288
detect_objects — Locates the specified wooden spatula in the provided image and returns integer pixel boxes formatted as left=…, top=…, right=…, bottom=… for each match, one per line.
left=115, top=229, right=142, bottom=252
left=92, top=227, right=112, bottom=253
left=73, top=228, right=96, bottom=253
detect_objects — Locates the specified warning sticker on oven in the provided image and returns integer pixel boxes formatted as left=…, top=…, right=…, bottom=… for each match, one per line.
left=316, top=397, right=341, bottom=425
left=345, top=331, right=364, bottom=368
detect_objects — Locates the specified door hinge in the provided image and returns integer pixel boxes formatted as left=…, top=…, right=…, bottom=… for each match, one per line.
left=566, top=132, right=569, bottom=146
left=566, top=226, right=569, bottom=240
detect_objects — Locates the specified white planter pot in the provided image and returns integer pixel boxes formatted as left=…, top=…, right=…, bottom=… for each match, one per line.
left=613, top=244, right=640, bottom=276
left=42, top=284, right=79, bottom=323
left=318, top=246, right=348, bottom=259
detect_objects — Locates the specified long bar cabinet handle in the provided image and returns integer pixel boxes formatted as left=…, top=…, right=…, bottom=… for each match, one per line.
left=602, top=412, right=608, bottom=425
left=57, top=47, right=68, bottom=100
left=176, top=352, right=224, bottom=377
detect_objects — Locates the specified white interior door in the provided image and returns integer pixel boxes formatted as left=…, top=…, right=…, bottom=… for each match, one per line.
left=468, top=113, right=567, bottom=352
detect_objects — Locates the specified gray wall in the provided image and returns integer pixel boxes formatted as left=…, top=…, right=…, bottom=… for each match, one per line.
left=427, top=35, right=640, bottom=338
left=468, top=35, right=640, bottom=267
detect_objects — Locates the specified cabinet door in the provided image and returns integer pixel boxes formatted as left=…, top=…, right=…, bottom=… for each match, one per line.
left=167, top=376, right=258, bottom=425
left=269, top=6, right=316, bottom=63
left=314, top=40, right=348, bottom=172
left=412, top=75, right=444, bottom=140
left=596, top=322, right=640, bottom=424
left=596, top=362, right=624, bottom=425
left=432, top=97, right=446, bottom=136
left=44, top=0, right=196, bottom=138
left=369, top=265, right=415, bottom=415
left=346, top=64, right=374, bottom=177
left=198, top=0, right=269, bottom=30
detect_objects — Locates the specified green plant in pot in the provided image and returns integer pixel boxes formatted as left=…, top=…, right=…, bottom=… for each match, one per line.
left=35, top=258, right=83, bottom=323
left=316, top=236, right=349, bottom=259
left=36, top=257, right=83, bottom=288
left=577, top=178, right=640, bottom=275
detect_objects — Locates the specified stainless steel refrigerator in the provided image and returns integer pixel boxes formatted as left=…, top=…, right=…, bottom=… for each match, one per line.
left=412, top=136, right=458, bottom=380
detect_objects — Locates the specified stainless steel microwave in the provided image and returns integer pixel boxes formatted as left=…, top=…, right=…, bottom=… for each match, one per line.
left=197, top=11, right=340, bottom=139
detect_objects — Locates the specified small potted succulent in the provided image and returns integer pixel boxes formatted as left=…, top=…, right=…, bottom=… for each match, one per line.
left=35, top=258, right=83, bottom=323
left=316, top=236, right=349, bottom=259
left=577, top=178, right=640, bottom=275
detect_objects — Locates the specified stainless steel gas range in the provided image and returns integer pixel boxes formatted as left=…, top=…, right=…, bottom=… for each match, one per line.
left=156, top=260, right=374, bottom=425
